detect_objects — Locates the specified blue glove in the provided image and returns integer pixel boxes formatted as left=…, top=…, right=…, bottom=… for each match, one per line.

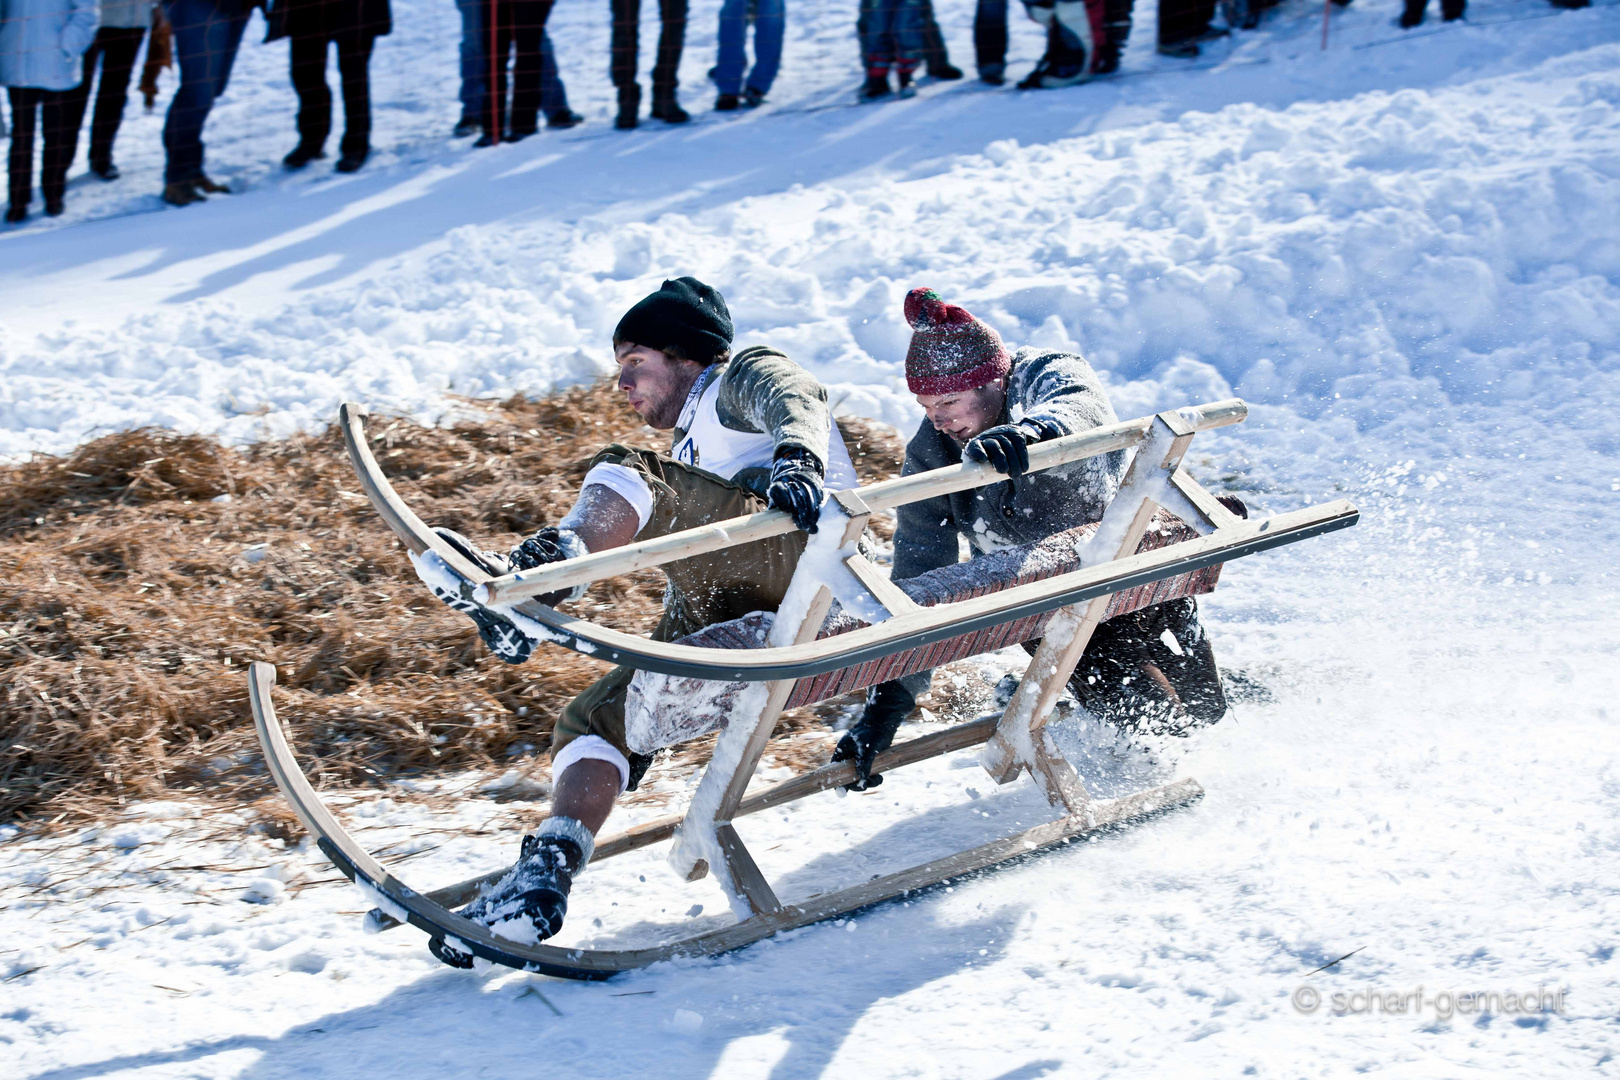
left=963, top=416, right=1067, bottom=478
left=767, top=449, right=825, bottom=533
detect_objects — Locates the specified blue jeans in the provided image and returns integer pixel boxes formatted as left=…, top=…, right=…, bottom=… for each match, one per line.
left=857, top=0, right=926, bottom=75
left=161, top=0, right=250, bottom=183
left=712, top=0, right=784, bottom=96
left=456, top=0, right=571, bottom=124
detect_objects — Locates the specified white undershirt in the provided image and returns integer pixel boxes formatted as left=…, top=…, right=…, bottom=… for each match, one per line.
left=582, top=369, right=856, bottom=535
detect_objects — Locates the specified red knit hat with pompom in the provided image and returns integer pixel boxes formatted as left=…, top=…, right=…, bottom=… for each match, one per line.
left=903, top=288, right=1011, bottom=395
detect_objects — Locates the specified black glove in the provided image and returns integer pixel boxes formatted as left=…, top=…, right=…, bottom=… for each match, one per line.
left=830, top=681, right=917, bottom=791
left=430, top=528, right=533, bottom=664
left=766, top=448, right=825, bottom=534
left=509, top=526, right=574, bottom=571
left=963, top=416, right=1067, bottom=478
left=508, top=525, right=586, bottom=607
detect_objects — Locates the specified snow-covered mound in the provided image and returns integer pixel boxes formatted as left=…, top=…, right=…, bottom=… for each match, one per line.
left=2, top=0, right=1618, bottom=1076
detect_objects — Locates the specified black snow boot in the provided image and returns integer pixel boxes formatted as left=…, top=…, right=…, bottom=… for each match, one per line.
left=859, top=73, right=893, bottom=102
left=831, top=680, right=917, bottom=790
left=651, top=91, right=690, bottom=124
left=616, top=84, right=641, bottom=129
left=429, top=820, right=594, bottom=968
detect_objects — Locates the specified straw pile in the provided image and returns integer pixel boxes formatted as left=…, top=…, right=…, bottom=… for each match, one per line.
left=0, top=381, right=904, bottom=824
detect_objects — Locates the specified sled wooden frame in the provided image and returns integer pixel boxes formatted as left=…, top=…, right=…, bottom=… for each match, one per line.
left=251, top=660, right=1205, bottom=980
left=247, top=397, right=1357, bottom=979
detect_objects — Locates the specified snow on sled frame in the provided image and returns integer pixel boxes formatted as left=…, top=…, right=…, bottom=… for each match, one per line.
left=247, top=398, right=1357, bottom=980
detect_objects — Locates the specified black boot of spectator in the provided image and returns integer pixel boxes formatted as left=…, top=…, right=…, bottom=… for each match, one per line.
left=335, top=145, right=369, bottom=173
left=859, top=73, right=892, bottom=101
left=616, top=84, right=641, bottom=129
left=650, top=92, right=689, bottom=123
left=283, top=143, right=325, bottom=169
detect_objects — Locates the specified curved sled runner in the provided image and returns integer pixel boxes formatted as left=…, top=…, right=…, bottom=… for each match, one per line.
left=249, top=397, right=1358, bottom=979
left=251, top=660, right=1203, bottom=979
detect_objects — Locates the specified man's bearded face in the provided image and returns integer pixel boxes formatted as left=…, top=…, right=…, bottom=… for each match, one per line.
left=616, top=343, right=703, bottom=430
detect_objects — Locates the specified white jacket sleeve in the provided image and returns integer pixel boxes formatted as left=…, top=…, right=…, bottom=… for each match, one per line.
left=61, top=0, right=100, bottom=60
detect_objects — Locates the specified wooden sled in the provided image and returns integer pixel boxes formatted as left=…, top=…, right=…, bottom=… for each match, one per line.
left=248, top=398, right=1358, bottom=979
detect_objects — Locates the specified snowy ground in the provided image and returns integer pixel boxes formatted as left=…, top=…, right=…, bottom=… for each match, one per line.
left=3, top=0, right=1619, bottom=1076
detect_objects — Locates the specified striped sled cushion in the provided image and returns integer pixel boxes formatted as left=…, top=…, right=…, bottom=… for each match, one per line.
left=624, top=509, right=1224, bottom=755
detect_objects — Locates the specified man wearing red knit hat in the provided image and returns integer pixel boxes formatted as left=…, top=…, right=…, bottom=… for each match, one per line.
left=832, top=287, right=1231, bottom=789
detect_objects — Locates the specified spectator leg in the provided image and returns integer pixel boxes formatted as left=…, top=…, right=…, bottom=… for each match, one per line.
left=611, top=0, right=642, bottom=93
left=161, top=0, right=249, bottom=184
left=713, top=0, right=748, bottom=96
left=857, top=0, right=893, bottom=76
left=58, top=33, right=105, bottom=179
left=1098, top=0, right=1133, bottom=73
left=748, top=0, right=785, bottom=93
left=457, top=0, right=489, bottom=124
left=974, top=0, right=1010, bottom=81
left=7, top=88, right=40, bottom=211
left=538, top=30, right=571, bottom=118
left=290, top=35, right=334, bottom=154
left=917, top=0, right=952, bottom=73
left=40, top=91, right=76, bottom=205
left=652, top=0, right=688, bottom=99
left=1439, top=0, right=1464, bottom=19
left=335, top=32, right=376, bottom=156
left=896, top=0, right=928, bottom=78
left=509, top=0, right=554, bottom=135
left=89, top=27, right=146, bottom=172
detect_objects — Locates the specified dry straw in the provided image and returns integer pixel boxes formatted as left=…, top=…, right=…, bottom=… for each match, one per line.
left=0, top=380, right=903, bottom=826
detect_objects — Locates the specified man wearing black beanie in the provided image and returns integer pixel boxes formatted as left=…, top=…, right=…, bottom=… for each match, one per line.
left=425, top=276, right=858, bottom=967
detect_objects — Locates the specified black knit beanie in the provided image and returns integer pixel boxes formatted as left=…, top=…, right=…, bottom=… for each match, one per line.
left=613, top=277, right=733, bottom=363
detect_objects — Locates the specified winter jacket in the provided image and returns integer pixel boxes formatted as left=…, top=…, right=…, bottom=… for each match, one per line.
left=99, top=0, right=152, bottom=29
left=892, top=346, right=1126, bottom=584
left=578, top=347, right=858, bottom=536
left=677, top=346, right=857, bottom=495
left=265, top=0, right=389, bottom=41
left=0, top=0, right=100, bottom=89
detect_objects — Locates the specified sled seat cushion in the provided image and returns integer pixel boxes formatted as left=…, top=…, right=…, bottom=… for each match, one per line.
left=624, top=509, right=1223, bottom=753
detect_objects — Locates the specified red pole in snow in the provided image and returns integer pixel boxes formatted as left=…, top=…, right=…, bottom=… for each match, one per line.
left=1322, top=0, right=1332, bottom=49
left=489, top=0, right=501, bottom=144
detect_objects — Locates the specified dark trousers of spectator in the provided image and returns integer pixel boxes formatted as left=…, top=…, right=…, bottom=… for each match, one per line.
left=458, top=0, right=571, bottom=126
left=974, top=0, right=1132, bottom=78
left=1402, top=0, right=1464, bottom=23
left=489, top=0, right=557, bottom=135
left=916, top=0, right=951, bottom=74
left=611, top=0, right=687, bottom=101
left=859, top=0, right=927, bottom=77
left=7, top=88, right=76, bottom=211
left=162, top=0, right=251, bottom=184
left=59, top=26, right=148, bottom=176
left=1158, top=0, right=1214, bottom=45
left=974, top=0, right=1011, bottom=80
left=290, top=32, right=376, bottom=157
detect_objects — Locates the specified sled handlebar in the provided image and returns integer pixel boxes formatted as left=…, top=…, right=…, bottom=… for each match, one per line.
left=464, top=398, right=1248, bottom=606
